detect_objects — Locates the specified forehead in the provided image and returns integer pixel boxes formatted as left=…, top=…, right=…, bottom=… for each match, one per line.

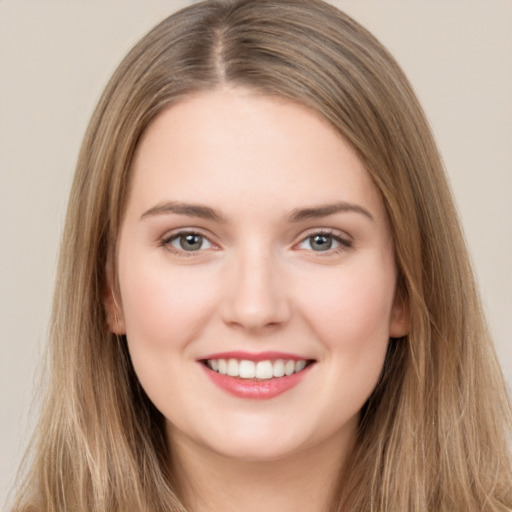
left=128, top=88, right=385, bottom=220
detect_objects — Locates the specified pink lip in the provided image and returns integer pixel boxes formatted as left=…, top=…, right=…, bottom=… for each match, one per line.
left=200, top=351, right=308, bottom=362
left=199, top=359, right=314, bottom=400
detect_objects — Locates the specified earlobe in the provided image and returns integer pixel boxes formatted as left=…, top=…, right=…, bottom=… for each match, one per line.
left=104, top=258, right=126, bottom=335
left=104, top=287, right=126, bottom=335
left=389, top=288, right=410, bottom=339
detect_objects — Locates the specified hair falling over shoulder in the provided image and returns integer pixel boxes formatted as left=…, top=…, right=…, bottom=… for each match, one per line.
left=10, top=1, right=512, bottom=511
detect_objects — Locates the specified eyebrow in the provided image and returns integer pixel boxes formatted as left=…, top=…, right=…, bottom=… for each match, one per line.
left=288, top=202, right=374, bottom=222
left=141, top=201, right=226, bottom=222
left=140, top=200, right=374, bottom=223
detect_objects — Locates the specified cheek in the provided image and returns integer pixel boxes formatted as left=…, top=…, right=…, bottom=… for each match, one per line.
left=117, top=254, right=220, bottom=419
left=296, top=257, right=396, bottom=357
left=118, top=254, right=218, bottom=350
left=270, top=257, right=397, bottom=442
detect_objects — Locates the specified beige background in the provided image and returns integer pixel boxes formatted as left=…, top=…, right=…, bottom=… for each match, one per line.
left=1, top=0, right=511, bottom=507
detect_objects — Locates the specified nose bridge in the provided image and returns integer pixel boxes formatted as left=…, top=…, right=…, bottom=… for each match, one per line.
left=221, top=239, right=290, bottom=330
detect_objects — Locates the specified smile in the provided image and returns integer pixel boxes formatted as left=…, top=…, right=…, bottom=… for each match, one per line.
left=205, top=358, right=310, bottom=380
left=200, top=353, right=316, bottom=399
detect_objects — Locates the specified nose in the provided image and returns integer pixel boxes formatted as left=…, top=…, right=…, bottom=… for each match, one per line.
left=220, top=246, right=291, bottom=332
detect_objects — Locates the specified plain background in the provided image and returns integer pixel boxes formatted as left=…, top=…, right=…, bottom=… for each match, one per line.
left=1, top=0, right=511, bottom=507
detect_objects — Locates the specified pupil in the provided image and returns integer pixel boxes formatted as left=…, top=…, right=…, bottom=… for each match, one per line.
left=312, top=235, right=332, bottom=251
left=180, top=234, right=202, bottom=251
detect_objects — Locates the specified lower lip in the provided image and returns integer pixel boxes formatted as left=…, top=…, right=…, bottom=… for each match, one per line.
left=201, top=363, right=313, bottom=400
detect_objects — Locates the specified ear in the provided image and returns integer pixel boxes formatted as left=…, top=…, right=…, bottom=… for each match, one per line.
left=104, top=256, right=126, bottom=335
left=389, top=286, right=409, bottom=339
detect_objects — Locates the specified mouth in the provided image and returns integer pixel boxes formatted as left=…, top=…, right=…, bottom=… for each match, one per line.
left=199, top=353, right=316, bottom=399
left=202, top=358, right=314, bottom=380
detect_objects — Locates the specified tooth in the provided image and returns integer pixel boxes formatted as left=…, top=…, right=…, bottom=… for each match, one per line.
left=295, top=360, right=306, bottom=372
left=211, top=358, right=307, bottom=378
left=227, top=358, right=239, bottom=377
left=239, top=360, right=256, bottom=379
left=218, top=359, right=227, bottom=375
left=256, top=360, right=273, bottom=379
left=273, top=359, right=285, bottom=377
left=284, top=360, right=295, bottom=376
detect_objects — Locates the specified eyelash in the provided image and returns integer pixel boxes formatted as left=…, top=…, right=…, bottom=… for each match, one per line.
left=296, top=229, right=353, bottom=255
left=159, top=229, right=353, bottom=257
left=160, top=230, right=216, bottom=258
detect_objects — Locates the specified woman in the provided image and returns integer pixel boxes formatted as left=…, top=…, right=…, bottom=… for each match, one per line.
left=11, top=0, right=512, bottom=511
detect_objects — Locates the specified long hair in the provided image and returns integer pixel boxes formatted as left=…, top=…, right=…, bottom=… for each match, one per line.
left=12, top=1, right=512, bottom=510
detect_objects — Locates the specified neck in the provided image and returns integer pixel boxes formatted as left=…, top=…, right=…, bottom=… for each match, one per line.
left=168, top=427, right=355, bottom=512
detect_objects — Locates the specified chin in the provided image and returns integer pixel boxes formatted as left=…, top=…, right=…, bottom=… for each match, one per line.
left=185, top=412, right=346, bottom=463
left=208, top=434, right=308, bottom=463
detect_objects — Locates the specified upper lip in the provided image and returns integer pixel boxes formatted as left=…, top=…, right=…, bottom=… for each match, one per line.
left=199, top=351, right=314, bottom=362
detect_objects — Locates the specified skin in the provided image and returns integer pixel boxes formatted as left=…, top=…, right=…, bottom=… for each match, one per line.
left=106, top=88, right=408, bottom=512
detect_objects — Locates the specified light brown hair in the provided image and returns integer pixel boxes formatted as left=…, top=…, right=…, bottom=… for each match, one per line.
left=11, top=1, right=512, bottom=510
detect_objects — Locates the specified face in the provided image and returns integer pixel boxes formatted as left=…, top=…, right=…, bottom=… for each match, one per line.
left=107, top=88, right=407, bottom=463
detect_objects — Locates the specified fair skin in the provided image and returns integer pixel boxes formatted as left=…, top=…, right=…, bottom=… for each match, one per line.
left=107, top=88, right=408, bottom=512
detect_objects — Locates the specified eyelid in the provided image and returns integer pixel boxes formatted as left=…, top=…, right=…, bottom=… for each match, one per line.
left=160, top=228, right=220, bottom=256
left=170, top=233, right=213, bottom=250
left=293, top=228, right=353, bottom=252
left=158, top=227, right=352, bottom=256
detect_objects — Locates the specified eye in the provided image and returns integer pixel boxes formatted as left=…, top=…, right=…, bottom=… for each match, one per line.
left=296, top=231, right=351, bottom=252
left=165, top=232, right=214, bottom=252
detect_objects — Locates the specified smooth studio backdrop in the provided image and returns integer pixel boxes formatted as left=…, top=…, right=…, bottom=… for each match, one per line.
left=1, top=0, right=511, bottom=506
